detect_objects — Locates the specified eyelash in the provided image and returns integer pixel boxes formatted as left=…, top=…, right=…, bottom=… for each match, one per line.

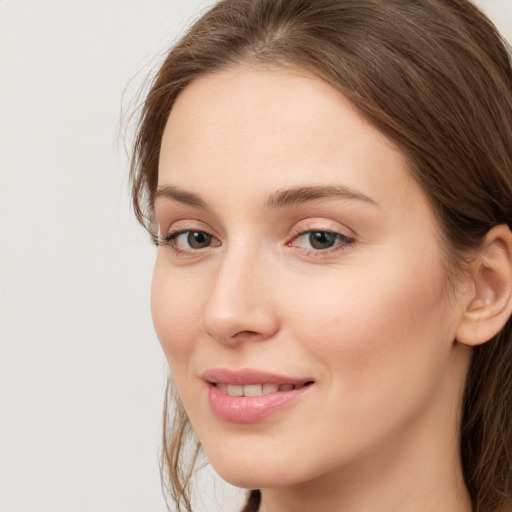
left=288, top=229, right=354, bottom=257
left=157, top=228, right=220, bottom=254
left=285, top=221, right=355, bottom=258
left=157, top=225, right=355, bottom=257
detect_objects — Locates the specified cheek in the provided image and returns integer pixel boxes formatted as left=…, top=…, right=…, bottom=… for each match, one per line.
left=272, top=257, right=458, bottom=472
left=150, top=260, right=203, bottom=368
left=286, top=251, right=454, bottom=397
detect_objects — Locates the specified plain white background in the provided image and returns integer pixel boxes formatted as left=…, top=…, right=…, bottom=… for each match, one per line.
left=1, top=1, right=511, bottom=511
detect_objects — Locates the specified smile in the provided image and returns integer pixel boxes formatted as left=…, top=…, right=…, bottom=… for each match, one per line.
left=202, top=369, right=315, bottom=423
left=215, top=382, right=310, bottom=396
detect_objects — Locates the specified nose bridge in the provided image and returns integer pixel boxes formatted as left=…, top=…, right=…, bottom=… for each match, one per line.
left=200, top=240, right=278, bottom=344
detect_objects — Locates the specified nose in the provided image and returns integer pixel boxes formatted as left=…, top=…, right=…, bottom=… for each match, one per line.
left=200, top=248, right=279, bottom=345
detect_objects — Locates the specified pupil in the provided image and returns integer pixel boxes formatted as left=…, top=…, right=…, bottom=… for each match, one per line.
left=309, top=231, right=335, bottom=249
left=188, top=231, right=211, bottom=248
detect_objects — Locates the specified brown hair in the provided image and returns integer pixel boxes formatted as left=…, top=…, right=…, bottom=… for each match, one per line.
left=129, top=1, right=512, bottom=511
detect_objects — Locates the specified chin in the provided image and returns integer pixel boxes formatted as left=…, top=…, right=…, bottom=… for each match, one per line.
left=214, top=464, right=295, bottom=490
left=203, top=443, right=316, bottom=490
left=216, top=471, right=267, bottom=490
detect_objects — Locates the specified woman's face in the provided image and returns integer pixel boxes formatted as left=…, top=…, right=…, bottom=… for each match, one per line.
left=152, top=67, right=471, bottom=490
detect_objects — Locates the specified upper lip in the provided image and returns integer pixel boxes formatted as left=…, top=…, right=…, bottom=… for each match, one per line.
left=201, top=368, right=314, bottom=386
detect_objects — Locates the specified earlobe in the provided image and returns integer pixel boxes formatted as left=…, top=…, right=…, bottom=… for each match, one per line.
left=456, top=224, right=512, bottom=347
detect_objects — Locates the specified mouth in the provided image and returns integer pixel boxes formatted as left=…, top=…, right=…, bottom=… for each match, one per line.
left=213, top=381, right=314, bottom=397
left=202, top=369, right=315, bottom=422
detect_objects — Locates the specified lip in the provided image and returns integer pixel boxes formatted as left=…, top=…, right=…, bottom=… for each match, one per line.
left=202, top=368, right=315, bottom=423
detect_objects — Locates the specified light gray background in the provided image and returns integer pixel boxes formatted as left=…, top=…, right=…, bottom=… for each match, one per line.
left=1, top=1, right=511, bottom=511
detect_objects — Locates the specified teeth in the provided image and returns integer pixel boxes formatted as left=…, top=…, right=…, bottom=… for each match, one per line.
left=262, top=384, right=279, bottom=394
left=216, top=383, right=228, bottom=393
left=243, top=384, right=263, bottom=396
left=226, top=385, right=244, bottom=396
left=217, top=383, right=297, bottom=396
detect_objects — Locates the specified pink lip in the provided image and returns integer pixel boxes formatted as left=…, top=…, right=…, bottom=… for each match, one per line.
left=202, top=368, right=314, bottom=423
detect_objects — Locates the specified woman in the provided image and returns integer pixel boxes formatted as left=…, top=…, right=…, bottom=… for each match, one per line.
left=129, top=1, right=512, bottom=511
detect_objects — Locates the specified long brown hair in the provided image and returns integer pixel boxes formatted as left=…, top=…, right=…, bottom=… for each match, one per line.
left=129, top=1, right=512, bottom=511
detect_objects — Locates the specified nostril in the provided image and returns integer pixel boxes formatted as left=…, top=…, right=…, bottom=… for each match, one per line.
left=231, top=330, right=265, bottom=340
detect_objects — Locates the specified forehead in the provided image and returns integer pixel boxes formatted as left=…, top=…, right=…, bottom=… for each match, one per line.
left=158, top=66, right=422, bottom=214
left=162, top=66, right=380, bottom=153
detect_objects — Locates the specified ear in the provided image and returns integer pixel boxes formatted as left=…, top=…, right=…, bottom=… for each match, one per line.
left=456, top=224, right=512, bottom=347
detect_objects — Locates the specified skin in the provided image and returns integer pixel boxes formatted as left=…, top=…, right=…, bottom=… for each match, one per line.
left=152, top=66, right=475, bottom=512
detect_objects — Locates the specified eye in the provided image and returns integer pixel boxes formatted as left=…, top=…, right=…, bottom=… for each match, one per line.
left=290, top=230, right=353, bottom=251
left=162, top=230, right=220, bottom=251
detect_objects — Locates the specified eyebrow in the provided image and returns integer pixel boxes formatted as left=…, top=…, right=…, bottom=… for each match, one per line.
left=265, top=184, right=379, bottom=209
left=154, top=184, right=379, bottom=210
left=154, top=186, right=207, bottom=209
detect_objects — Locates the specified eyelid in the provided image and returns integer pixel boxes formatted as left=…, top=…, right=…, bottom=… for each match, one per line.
left=157, top=220, right=221, bottom=252
left=289, top=230, right=353, bottom=246
left=159, top=219, right=214, bottom=238
left=287, top=219, right=356, bottom=256
left=289, top=218, right=355, bottom=239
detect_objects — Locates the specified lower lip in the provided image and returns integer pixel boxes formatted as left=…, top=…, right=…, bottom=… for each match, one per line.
left=207, top=383, right=312, bottom=423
